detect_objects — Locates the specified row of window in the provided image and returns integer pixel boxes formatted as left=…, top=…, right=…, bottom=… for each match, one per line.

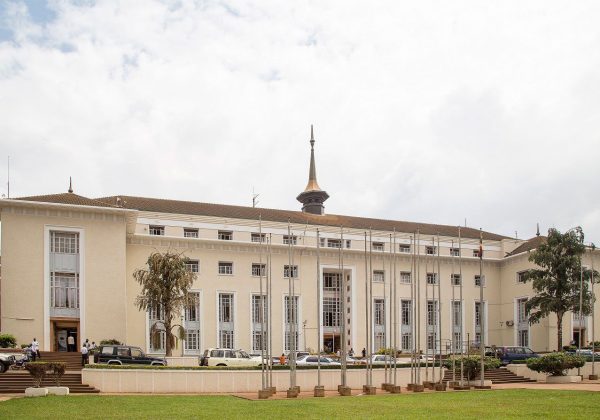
left=148, top=225, right=486, bottom=256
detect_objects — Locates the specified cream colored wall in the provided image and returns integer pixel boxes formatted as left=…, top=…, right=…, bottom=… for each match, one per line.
left=0, top=204, right=128, bottom=350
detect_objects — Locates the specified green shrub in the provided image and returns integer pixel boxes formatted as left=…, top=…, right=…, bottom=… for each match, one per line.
left=48, top=362, right=67, bottom=386
left=100, top=339, right=122, bottom=345
left=0, top=333, right=17, bottom=348
left=443, top=355, right=500, bottom=380
left=25, top=362, right=49, bottom=388
left=526, top=353, right=586, bottom=376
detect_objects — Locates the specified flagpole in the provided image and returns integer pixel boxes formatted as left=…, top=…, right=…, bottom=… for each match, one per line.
left=458, top=227, right=464, bottom=387
left=410, top=234, right=416, bottom=386
left=384, top=234, right=389, bottom=387
left=451, top=239, right=456, bottom=385
left=258, top=215, right=266, bottom=392
left=416, top=229, right=421, bottom=386
left=437, top=233, right=442, bottom=386
left=340, top=226, right=348, bottom=393
left=392, top=230, right=398, bottom=386
left=425, top=238, right=430, bottom=385
left=268, top=233, right=273, bottom=391
left=479, top=229, right=485, bottom=388
left=369, top=228, right=374, bottom=387
left=591, top=244, right=596, bottom=379
left=316, top=229, right=322, bottom=391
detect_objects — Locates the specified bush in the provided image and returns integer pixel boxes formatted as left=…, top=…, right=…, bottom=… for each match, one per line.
left=100, top=339, right=122, bottom=345
left=25, top=362, right=49, bottom=388
left=526, top=353, right=586, bottom=376
left=48, top=362, right=67, bottom=386
left=443, top=355, right=501, bottom=380
left=0, top=333, right=17, bottom=348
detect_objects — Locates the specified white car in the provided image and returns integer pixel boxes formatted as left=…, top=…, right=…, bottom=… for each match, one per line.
left=296, top=355, right=340, bottom=366
left=200, top=348, right=261, bottom=367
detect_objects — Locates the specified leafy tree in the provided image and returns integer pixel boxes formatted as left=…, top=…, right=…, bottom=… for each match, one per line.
left=134, top=251, right=197, bottom=356
left=526, top=353, right=586, bottom=376
left=524, top=227, right=597, bottom=351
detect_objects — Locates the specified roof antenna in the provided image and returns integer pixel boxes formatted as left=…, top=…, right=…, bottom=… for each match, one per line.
left=252, top=187, right=259, bottom=208
left=68, top=176, right=73, bottom=193
left=515, top=231, right=518, bottom=239
left=464, top=218, right=467, bottom=227
left=536, top=223, right=540, bottom=237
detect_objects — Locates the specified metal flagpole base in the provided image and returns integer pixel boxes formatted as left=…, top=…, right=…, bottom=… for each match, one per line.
left=381, top=383, right=392, bottom=391
left=411, top=384, right=425, bottom=392
left=363, top=385, right=376, bottom=395
left=589, top=375, right=598, bottom=380
left=447, top=381, right=460, bottom=388
left=338, top=385, right=352, bottom=396
left=434, top=383, right=447, bottom=391
left=473, top=385, right=492, bottom=390
left=389, top=385, right=401, bottom=394
left=287, top=388, right=299, bottom=398
left=423, top=381, right=434, bottom=390
left=313, top=385, right=325, bottom=397
left=258, top=389, right=271, bottom=399
left=453, top=385, right=471, bottom=390
left=268, top=386, right=277, bottom=395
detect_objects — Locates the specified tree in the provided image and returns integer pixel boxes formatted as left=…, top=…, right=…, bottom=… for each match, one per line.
left=133, top=251, right=197, bottom=357
left=524, top=227, right=597, bottom=351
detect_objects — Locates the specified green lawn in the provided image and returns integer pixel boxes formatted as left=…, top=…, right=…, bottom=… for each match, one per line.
left=0, top=390, right=598, bottom=419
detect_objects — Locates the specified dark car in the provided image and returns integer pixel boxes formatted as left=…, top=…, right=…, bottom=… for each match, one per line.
left=0, top=353, right=16, bottom=373
left=93, top=345, right=166, bottom=366
left=494, top=346, right=539, bottom=365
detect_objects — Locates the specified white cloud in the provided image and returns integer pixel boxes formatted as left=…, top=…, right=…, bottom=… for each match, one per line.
left=1, top=0, right=599, bottom=243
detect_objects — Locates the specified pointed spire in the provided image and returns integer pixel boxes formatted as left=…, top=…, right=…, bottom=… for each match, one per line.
left=68, top=177, right=73, bottom=193
left=305, top=124, right=321, bottom=192
left=536, top=223, right=540, bottom=237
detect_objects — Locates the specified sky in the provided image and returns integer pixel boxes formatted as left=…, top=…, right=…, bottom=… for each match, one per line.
left=0, top=0, right=599, bottom=243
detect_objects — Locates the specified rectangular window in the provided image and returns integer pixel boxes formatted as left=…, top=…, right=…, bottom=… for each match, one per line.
left=475, top=302, right=483, bottom=327
left=50, top=273, right=79, bottom=309
left=323, top=273, right=340, bottom=291
left=251, top=263, right=266, bottom=277
left=427, top=332, right=436, bottom=351
left=452, top=301, right=462, bottom=327
left=372, top=242, right=384, bottom=251
left=251, top=233, right=266, bottom=243
left=474, top=275, right=485, bottom=287
left=374, top=299, right=385, bottom=326
left=450, top=248, right=460, bottom=257
left=345, top=240, right=351, bottom=249
left=425, top=246, right=436, bottom=255
left=184, top=292, right=201, bottom=353
left=50, top=232, right=79, bottom=253
left=517, top=271, right=527, bottom=284
left=451, top=274, right=461, bottom=286
left=426, top=273, right=438, bottom=285
left=399, top=244, right=411, bottom=253
left=184, top=228, right=199, bottom=238
left=401, top=300, right=412, bottom=326
left=517, top=298, right=528, bottom=323
left=218, top=230, right=233, bottom=240
left=218, top=262, right=233, bottom=275
left=149, top=225, right=165, bottom=236
left=251, top=295, right=268, bottom=324
left=252, top=295, right=268, bottom=351
left=323, top=297, right=341, bottom=327
left=185, top=293, right=200, bottom=322
left=218, top=293, right=234, bottom=348
left=400, top=271, right=411, bottom=284
left=149, top=304, right=165, bottom=352
left=401, top=333, right=412, bottom=351
left=373, top=270, right=385, bottom=283
left=374, top=332, right=385, bottom=352
left=427, top=300, right=438, bottom=326
left=284, top=265, right=298, bottom=278
left=185, top=260, right=199, bottom=273
left=283, top=235, right=297, bottom=245
left=473, top=249, right=482, bottom=258
left=284, top=296, right=299, bottom=352
left=453, top=332, right=462, bottom=351
left=327, top=239, right=342, bottom=248
left=518, top=329, right=529, bottom=347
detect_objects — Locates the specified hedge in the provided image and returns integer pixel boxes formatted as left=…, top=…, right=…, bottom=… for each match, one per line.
left=526, top=353, right=586, bottom=376
left=85, top=362, right=442, bottom=371
left=0, top=334, right=17, bottom=349
left=25, top=362, right=68, bottom=387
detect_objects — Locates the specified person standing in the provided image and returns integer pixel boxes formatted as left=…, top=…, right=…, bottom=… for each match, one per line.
left=361, top=347, right=366, bottom=358
left=81, top=344, right=89, bottom=366
left=31, top=338, right=41, bottom=361
left=67, top=335, right=75, bottom=352
left=279, top=353, right=286, bottom=366
left=84, top=338, right=90, bottom=349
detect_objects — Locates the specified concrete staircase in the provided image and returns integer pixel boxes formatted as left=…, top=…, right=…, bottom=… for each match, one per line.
left=443, top=367, right=536, bottom=384
left=0, top=372, right=99, bottom=393
left=38, top=351, right=84, bottom=371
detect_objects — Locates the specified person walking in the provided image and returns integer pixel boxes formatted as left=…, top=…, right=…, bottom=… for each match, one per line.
left=81, top=344, right=89, bottom=366
left=67, top=334, right=75, bottom=352
left=31, top=338, right=41, bottom=361
left=279, top=353, right=286, bottom=366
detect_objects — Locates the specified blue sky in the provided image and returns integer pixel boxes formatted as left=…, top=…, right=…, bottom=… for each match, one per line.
left=1, top=1, right=600, bottom=243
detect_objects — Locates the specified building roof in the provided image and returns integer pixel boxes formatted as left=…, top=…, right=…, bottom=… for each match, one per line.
left=15, top=193, right=116, bottom=208
left=506, top=235, right=546, bottom=256
left=94, top=195, right=509, bottom=241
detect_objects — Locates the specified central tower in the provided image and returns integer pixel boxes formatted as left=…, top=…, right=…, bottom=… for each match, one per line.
left=296, top=125, right=329, bottom=215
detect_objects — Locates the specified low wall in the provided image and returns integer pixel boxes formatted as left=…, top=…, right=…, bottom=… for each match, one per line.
left=82, top=367, right=445, bottom=393
left=506, top=362, right=599, bottom=382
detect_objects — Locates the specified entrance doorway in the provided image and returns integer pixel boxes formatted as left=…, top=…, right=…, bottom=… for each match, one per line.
left=573, top=329, right=586, bottom=347
left=51, top=320, right=79, bottom=352
left=323, top=334, right=340, bottom=354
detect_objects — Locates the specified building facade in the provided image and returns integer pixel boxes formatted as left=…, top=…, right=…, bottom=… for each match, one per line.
left=1, top=135, right=598, bottom=355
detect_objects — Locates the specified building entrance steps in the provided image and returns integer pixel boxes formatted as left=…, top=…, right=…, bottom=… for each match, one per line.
left=442, top=367, right=536, bottom=384
left=38, top=351, right=85, bottom=371
left=0, top=371, right=99, bottom=394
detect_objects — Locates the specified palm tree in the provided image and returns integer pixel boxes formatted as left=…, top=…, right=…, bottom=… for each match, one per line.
left=524, top=227, right=597, bottom=351
left=134, top=251, right=197, bottom=357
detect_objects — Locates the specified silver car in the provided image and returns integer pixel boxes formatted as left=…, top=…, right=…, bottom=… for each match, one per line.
left=296, top=355, right=340, bottom=366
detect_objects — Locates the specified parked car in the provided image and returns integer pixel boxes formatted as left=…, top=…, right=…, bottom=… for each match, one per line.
left=0, top=353, right=16, bottom=373
left=93, top=345, right=166, bottom=366
left=200, top=348, right=261, bottom=367
left=295, top=355, right=340, bottom=366
left=565, top=348, right=600, bottom=361
left=370, top=354, right=395, bottom=366
left=494, top=346, right=539, bottom=365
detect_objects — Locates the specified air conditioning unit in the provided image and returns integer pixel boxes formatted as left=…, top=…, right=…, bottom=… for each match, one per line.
left=505, top=320, right=514, bottom=327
